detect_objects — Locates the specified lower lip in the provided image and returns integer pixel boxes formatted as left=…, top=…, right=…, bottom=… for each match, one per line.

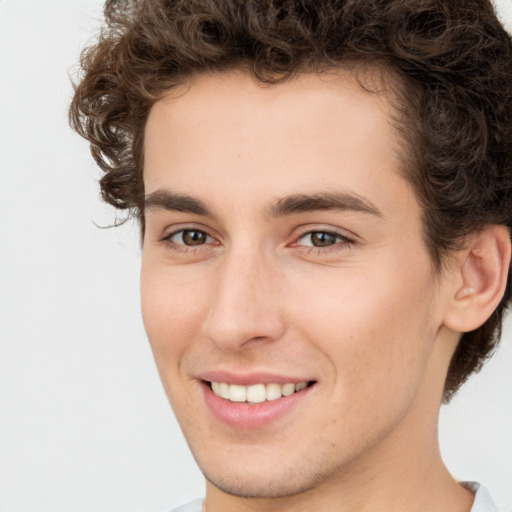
left=202, top=383, right=313, bottom=429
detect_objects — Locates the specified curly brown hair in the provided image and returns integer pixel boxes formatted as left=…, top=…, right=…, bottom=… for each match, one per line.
left=70, top=0, right=512, bottom=402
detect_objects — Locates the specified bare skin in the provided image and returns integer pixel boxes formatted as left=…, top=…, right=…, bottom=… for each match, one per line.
left=139, top=70, right=503, bottom=512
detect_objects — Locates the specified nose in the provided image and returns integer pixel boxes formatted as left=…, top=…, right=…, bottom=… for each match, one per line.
left=204, top=250, right=286, bottom=351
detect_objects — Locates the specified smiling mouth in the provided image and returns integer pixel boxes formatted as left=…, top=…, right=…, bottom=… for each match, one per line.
left=208, top=381, right=314, bottom=403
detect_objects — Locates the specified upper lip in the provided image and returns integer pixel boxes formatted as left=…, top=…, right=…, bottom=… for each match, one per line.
left=197, top=370, right=315, bottom=386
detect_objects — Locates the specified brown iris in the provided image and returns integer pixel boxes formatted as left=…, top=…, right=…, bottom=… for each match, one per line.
left=181, top=230, right=208, bottom=245
left=310, top=232, right=338, bottom=247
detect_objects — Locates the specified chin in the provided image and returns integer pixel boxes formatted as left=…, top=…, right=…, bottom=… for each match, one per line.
left=204, top=470, right=318, bottom=499
left=198, top=451, right=342, bottom=499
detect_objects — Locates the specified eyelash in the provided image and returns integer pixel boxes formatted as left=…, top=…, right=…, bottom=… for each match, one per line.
left=159, top=228, right=217, bottom=253
left=159, top=227, right=354, bottom=254
left=293, top=229, right=354, bottom=252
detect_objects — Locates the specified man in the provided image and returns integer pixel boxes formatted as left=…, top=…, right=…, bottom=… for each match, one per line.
left=70, top=1, right=512, bottom=510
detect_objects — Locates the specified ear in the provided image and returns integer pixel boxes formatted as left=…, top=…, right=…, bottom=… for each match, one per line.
left=443, top=225, right=511, bottom=333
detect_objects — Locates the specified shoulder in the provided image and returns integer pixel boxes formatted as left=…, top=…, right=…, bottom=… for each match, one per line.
left=169, top=498, right=204, bottom=512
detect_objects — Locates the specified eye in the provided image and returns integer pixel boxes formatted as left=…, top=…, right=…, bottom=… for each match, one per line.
left=297, top=230, right=348, bottom=248
left=167, top=229, right=214, bottom=246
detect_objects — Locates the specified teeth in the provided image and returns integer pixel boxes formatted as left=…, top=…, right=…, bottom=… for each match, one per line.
left=295, top=381, right=307, bottom=392
left=246, top=384, right=266, bottom=404
left=210, top=381, right=309, bottom=403
left=229, top=384, right=247, bottom=402
left=211, top=381, right=221, bottom=395
left=281, top=383, right=295, bottom=396
left=266, top=383, right=282, bottom=401
left=219, top=382, right=230, bottom=399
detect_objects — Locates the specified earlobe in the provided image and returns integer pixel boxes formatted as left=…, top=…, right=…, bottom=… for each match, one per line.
left=443, top=225, right=511, bottom=333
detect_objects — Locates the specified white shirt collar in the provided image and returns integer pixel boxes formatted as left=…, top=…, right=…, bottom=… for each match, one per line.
left=464, top=482, right=499, bottom=512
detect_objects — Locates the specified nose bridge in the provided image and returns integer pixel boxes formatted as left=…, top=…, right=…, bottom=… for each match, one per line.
left=204, top=243, right=284, bottom=350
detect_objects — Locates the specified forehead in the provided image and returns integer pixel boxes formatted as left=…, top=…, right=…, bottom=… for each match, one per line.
left=145, top=70, right=397, bottom=151
left=143, top=70, right=412, bottom=218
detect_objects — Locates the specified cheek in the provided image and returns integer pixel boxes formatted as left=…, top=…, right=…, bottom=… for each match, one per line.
left=140, top=261, right=206, bottom=366
left=289, top=258, right=436, bottom=402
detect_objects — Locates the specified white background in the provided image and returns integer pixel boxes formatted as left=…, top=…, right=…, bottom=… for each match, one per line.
left=1, top=1, right=511, bottom=511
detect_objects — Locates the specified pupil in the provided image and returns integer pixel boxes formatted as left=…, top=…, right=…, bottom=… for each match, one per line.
left=312, top=232, right=336, bottom=247
left=183, top=230, right=206, bottom=245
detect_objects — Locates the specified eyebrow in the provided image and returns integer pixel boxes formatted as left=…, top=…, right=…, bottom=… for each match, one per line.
left=266, top=192, right=383, bottom=218
left=144, top=189, right=383, bottom=219
left=145, top=190, right=214, bottom=217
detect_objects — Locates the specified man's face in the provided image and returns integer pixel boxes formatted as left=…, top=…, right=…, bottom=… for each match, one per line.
left=141, top=71, right=454, bottom=498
